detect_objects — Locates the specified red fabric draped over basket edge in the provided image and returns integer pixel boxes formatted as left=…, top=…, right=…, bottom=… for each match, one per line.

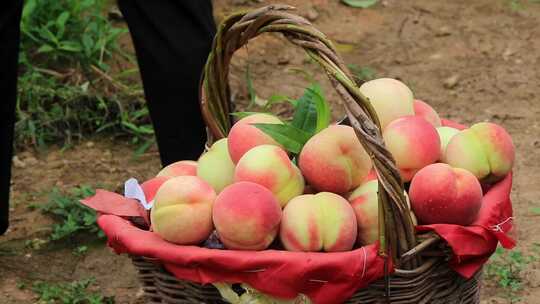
left=82, top=118, right=515, bottom=304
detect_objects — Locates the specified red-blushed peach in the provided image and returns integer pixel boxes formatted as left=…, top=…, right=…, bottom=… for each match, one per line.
left=409, top=163, right=483, bottom=225
left=299, top=125, right=372, bottom=194
left=382, top=116, right=441, bottom=182
left=414, top=99, right=442, bottom=127
left=280, top=192, right=357, bottom=252
left=445, top=122, right=515, bottom=182
left=141, top=176, right=170, bottom=203
left=359, top=78, right=415, bottom=129
left=227, top=113, right=283, bottom=164
left=197, top=138, right=235, bottom=193
left=150, top=176, right=215, bottom=245
left=213, top=182, right=282, bottom=250
left=348, top=180, right=379, bottom=246
left=157, top=160, right=197, bottom=177
left=436, top=126, right=460, bottom=162
left=349, top=180, right=417, bottom=246
left=234, top=145, right=304, bottom=207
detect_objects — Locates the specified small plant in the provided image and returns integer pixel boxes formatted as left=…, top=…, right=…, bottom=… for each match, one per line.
left=234, top=81, right=331, bottom=156
left=32, top=278, right=114, bottom=304
left=486, top=247, right=537, bottom=302
left=73, top=245, right=89, bottom=256
left=347, top=64, right=377, bottom=83
left=33, top=185, right=103, bottom=241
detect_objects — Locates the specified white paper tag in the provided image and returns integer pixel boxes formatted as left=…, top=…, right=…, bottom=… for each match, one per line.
left=124, top=178, right=152, bottom=210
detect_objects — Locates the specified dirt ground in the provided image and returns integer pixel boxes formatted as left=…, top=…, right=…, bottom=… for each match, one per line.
left=1, top=0, right=539, bottom=303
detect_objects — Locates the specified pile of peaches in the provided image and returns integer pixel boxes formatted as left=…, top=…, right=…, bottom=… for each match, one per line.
left=144, top=78, right=515, bottom=252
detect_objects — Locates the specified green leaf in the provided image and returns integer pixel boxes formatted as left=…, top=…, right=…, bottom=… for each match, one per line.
left=230, top=112, right=263, bottom=119
left=263, top=94, right=297, bottom=110
left=59, top=41, right=82, bottom=52
left=37, top=44, right=55, bottom=54
left=21, top=0, right=37, bottom=21
left=39, top=27, right=59, bottom=45
left=342, top=0, right=379, bottom=8
left=310, top=85, right=331, bottom=132
left=134, top=139, right=155, bottom=157
left=531, top=207, right=540, bottom=215
left=292, top=91, right=318, bottom=134
left=252, top=123, right=311, bottom=154
left=245, top=64, right=257, bottom=110
left=82, top=34, right=94, bottom=57
left=56, top=12, right=70, bottom=38
left=291, top=83, right=331, bottom=134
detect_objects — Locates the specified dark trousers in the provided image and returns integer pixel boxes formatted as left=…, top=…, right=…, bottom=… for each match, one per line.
left=0, top=1, right=216, bottom=234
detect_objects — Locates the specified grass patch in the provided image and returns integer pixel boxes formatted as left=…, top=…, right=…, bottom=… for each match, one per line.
left=486, top=246, right=538, bottom=302
left=31, top=185, right=102, bottom=241
left=32, top=278, right=114, bottom=304
left=16, top=0, right=153, bottom=151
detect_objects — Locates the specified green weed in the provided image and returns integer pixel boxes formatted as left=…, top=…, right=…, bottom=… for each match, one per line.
left=486, top=247, right=537, bottom=302
left=32, top=185, right=103, bottom=241
left=21, top=0, right=126, bottom=70
left=347, top=64, right=377, bottom=84
left=16, top=0, right=153, bottom=150
left=32, top=278, right=114, bottom=304
left=73, top=245, right=89, bottom=256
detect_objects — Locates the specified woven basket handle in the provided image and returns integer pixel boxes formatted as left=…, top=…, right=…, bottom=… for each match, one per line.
left=199, top=4, right=417, bottom=268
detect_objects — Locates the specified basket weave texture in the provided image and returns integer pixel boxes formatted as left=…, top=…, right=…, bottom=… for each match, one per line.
left=127, top=4, right=490, bottom=303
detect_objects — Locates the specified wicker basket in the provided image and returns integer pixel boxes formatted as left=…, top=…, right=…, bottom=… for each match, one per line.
left=130, top=4, right=484, bottom=303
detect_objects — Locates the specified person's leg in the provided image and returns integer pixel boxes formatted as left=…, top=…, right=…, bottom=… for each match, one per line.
left=117, top=0, right=216, bottom=166
left=0, top=0, right=23, bottom=234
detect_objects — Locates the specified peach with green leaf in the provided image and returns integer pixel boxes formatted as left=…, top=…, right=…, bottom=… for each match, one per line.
left=227, top=113, right=283, bottom=164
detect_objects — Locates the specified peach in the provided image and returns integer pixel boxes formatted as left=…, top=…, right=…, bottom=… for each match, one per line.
left=358, top=78, right=415, bottom=129
left=150, top=176, right=215, bottom=245
left=348, top=180, right=379, bottom=246
left=409, top=163, right=483, bottom=225
left=445, top=122, right=515, bottom=182
left=414, top=99, right=442, bottom=127
left=141, top=176, right=170, bottom=203
left=349, top=180, right=417, bottom=246
left=157, top=160, right=197, bottom=177
left=299, top=125, right=372, bottom=194
left=213, top=182, right=282, bottom=250
left=234, top=145, right=304, bottom=207
left=197, top=138, right=235, bottom=193
left=436, top=126, right=460, bottom=162
left=228, top=113, right=283, bottom=164
left=280, top=192, right=357, bottom=252
left=383, top=116, right=440, bottom=182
